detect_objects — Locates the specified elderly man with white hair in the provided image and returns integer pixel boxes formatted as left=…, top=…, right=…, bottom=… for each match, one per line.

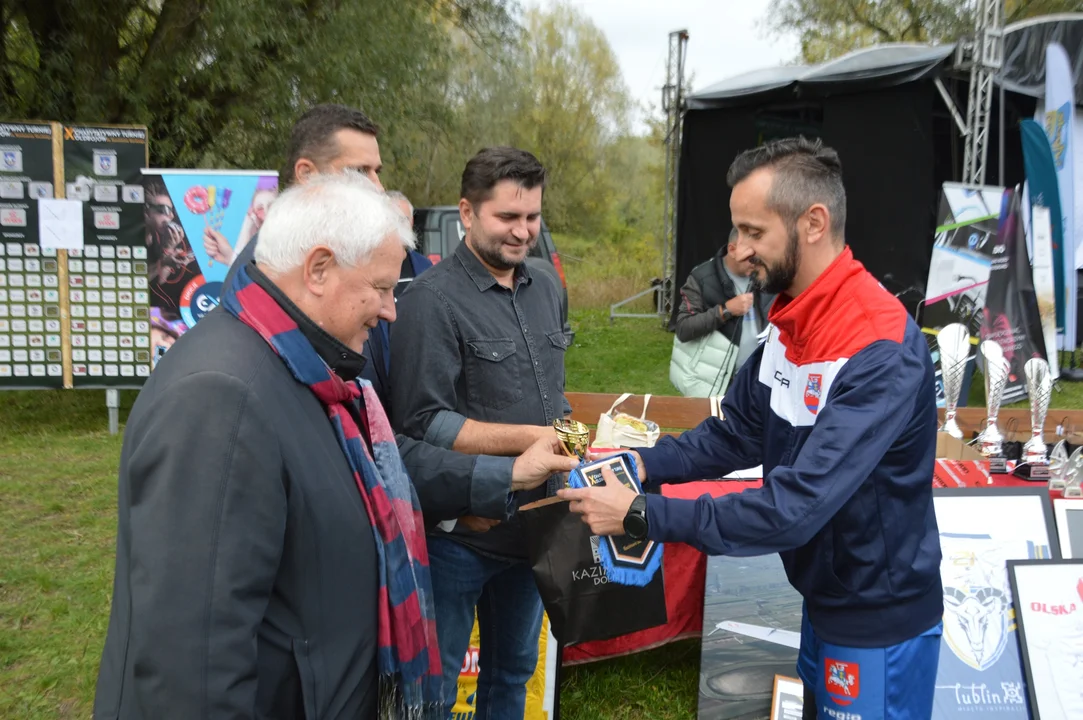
left=93, top=173, right=576, bottom=720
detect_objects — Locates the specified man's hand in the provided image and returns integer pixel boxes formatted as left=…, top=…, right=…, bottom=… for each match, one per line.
left=557, top=464, right=639, bottom=536
left=512, top=435, right=580, bottom=492
left=723, top=293, right=754, bottom=317
left=458, top=515, right=501, bottom=533
left=586, top=449, right=647, bottom=483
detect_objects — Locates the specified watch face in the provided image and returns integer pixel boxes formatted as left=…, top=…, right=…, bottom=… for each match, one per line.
left=623, top=512, right=648, bottom=540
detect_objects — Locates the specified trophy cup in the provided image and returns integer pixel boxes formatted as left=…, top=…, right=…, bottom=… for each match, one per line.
left=554, top=418, right=590, bottom=460
left=1022, top=358, right=1052, bottom=480
left=1062, top=446, right=1083, bottom=498
left=1048, top=439, right=1069, bottom=491
left=937, top=324, right=971, bottom=440
left=978, top=341, right=1010, bottom=473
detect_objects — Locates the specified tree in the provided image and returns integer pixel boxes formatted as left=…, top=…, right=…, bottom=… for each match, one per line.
left=1, top=0, right=515, bottom=173
left=766, top=0, right=1083, bottom=63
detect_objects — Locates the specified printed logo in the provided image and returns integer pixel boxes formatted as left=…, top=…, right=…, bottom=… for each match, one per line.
left=1044, top=102, right=1070, bottom=171
left=825, top=659, right=860, bottom=705
left=773, top=370, right=790, bottom=388
left=94, top=150, right=117, bottom=177
left=805, top=373, right=823, bottom=414
left=2, top=149, right=22, bottom=172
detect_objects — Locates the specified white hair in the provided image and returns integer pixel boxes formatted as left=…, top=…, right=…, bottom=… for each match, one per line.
left=254, top=172, right=414, bottom=273
left=385, top=190, right=413, bottom=216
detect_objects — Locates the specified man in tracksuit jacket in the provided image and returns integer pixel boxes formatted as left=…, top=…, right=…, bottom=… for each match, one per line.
left=561, top=137, right=944, bottom=720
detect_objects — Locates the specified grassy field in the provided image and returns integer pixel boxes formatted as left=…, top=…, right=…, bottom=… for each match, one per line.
left=4, top=298, right=1083, bottom=718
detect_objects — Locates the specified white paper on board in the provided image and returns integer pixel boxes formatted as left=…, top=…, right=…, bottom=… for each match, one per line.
left=38, top=198, right=84, bottom=250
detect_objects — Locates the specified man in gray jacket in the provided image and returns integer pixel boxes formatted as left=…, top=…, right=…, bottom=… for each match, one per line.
left=94, top=174, right=576, bottom=719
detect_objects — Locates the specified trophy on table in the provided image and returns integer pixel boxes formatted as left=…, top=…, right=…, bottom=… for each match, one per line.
left=1062, top=446, right=1083, bottom=498
left=1021, top=358, right=1052, bottom=480
left=937, top=323, right=972, bottom=440
left=1048, top=439, right=1069, bottom=491
left=978, top=340, right=1011, bottom=473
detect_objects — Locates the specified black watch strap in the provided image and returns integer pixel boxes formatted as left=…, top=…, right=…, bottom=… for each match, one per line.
left=624, top=494, right=649, bottom=540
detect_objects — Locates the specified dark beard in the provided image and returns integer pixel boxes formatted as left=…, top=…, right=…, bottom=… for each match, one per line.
left=469, top=232, right=533, bottom=272
left=472, top=239, right=520, bottom=271
left=753, top=227, right=800, bottom=295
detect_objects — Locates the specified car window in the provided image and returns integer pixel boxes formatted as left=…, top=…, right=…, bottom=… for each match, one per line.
left=441, top=214, right=463, bottom=258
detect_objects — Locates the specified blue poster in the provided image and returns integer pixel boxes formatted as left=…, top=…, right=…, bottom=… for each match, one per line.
left=932, top=492, right=1058, bottom=719
left=1021, top=119, right=1066, bottom=342
left=141, top=170, right=277, bottom=356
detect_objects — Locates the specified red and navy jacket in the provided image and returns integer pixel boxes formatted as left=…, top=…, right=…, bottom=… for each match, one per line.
left=639, top=247, right=944, bottom=648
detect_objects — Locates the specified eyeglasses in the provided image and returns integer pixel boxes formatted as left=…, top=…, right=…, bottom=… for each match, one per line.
left=148, top=203, right=174, bottom=216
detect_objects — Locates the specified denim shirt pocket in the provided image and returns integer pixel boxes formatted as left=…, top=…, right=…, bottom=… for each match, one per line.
left=465, top=338, right=524, bottom=410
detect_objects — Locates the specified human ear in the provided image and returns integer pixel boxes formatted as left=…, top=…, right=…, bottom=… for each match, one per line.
left=303, top=246, right=337, bottom=297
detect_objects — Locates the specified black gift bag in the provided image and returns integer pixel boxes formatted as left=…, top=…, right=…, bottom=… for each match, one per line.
left=520, top=497, right=668, bottom=646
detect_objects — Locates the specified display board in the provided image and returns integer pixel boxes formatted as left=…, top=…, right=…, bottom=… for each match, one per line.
left=0, top=121, right=64, bottom=388
left=62, top=124, right=150, bottom=385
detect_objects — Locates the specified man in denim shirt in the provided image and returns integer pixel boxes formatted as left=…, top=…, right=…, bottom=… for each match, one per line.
left=390, top=147, right=569, bottom=720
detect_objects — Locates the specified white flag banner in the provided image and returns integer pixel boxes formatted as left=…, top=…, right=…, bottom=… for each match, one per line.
left=1042, top=43, right=1077, bottom=349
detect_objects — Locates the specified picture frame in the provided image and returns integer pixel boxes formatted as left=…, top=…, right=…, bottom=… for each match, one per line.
left=771, top=675, right=805, bottom=720
left=930, top=487, right=1061, bottom=719
left=1006, top=559, right=1083, bottom=719
left=1053, top=498, right=1083, bottom=559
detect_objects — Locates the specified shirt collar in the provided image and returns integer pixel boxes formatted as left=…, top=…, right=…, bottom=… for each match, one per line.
left=248, top=261, right=368, bottom=381
left=453, top=239, right=532, bottom=292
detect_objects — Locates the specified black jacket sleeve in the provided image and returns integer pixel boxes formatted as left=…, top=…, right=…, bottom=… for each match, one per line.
left=674, top=271, right=735, bottom=343
left=120, top=371, right=286, bottom=717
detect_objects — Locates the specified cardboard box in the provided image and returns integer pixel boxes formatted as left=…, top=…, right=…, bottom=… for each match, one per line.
left=935, top=432, right=984, bottom=461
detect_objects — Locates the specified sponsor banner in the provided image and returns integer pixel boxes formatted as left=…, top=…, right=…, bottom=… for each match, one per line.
left=142, top=170, right=277, bottom=362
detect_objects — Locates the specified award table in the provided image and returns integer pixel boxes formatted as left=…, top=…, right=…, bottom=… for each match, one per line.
left=562, top=469, right=1064, bottom=666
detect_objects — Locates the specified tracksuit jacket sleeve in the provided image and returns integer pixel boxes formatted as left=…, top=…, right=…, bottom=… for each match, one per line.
left=643, top=339, right=923, bottom=556
left=637, top=347, right=767, bottom=486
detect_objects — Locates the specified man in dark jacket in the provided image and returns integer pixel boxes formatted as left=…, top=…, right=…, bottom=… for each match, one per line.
left=94, top=173, right=577, bottom=719
left=562, top=138, right=944, bottom=720
left=675, top=227, right=774, bottom=371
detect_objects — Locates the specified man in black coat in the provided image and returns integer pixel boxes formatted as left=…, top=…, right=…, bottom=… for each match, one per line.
left=93, top=174, right=576, bottom=719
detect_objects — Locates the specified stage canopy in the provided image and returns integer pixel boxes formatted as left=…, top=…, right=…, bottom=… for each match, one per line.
left=671, top=18, right=1083, bottom=323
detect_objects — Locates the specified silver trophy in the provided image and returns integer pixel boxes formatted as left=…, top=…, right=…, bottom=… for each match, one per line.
left=1063, top=446, right=1083, bottom=498
left=1022, top=358, right=1053, bottom=478
left=978, top=340, right=1010, bottom=471
left=1048, top=439, right=1069, bottom=491
left=937, top=324, right=972, bottom=440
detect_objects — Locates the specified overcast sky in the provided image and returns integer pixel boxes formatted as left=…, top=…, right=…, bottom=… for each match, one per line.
left=543, top=0, right=800, bottom=130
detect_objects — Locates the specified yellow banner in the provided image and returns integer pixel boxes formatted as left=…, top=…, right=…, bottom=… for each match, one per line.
left=451, top=613, right=556, bottom=719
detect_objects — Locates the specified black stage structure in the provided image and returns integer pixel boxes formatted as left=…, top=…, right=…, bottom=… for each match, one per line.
left=669, top=18, right=1083, bottom=324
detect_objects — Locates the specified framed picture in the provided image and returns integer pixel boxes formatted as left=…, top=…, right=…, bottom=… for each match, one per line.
left=771, top=675, right=805, bottom=720
left=1007, top=559, right=1083, bottom=719
left=697, top=552, right=803, bottom=719
left=931, top=487, right=1061, bottom=719
left=1053, top=498, right=1083, bottom=559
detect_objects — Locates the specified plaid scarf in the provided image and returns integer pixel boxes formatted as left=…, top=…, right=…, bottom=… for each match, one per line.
left=223, top=263, right=442, bottom=719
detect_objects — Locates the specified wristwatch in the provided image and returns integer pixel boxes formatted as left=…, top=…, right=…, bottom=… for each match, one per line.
left=721, top=307, right=734, bottom=322
left=623, top=495, right=649, bottom=540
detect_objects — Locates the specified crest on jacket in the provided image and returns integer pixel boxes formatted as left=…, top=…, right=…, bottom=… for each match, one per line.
left=804, top=373, right=823, bottom=415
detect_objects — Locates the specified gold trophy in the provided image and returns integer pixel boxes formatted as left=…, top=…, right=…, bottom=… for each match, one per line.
left=554, top=418, right=590, bottom=460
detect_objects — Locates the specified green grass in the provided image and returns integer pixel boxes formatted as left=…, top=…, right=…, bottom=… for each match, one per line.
left=0, top=309, right=687, bottom=719
left=4, top=305, right=1082, bottom=719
